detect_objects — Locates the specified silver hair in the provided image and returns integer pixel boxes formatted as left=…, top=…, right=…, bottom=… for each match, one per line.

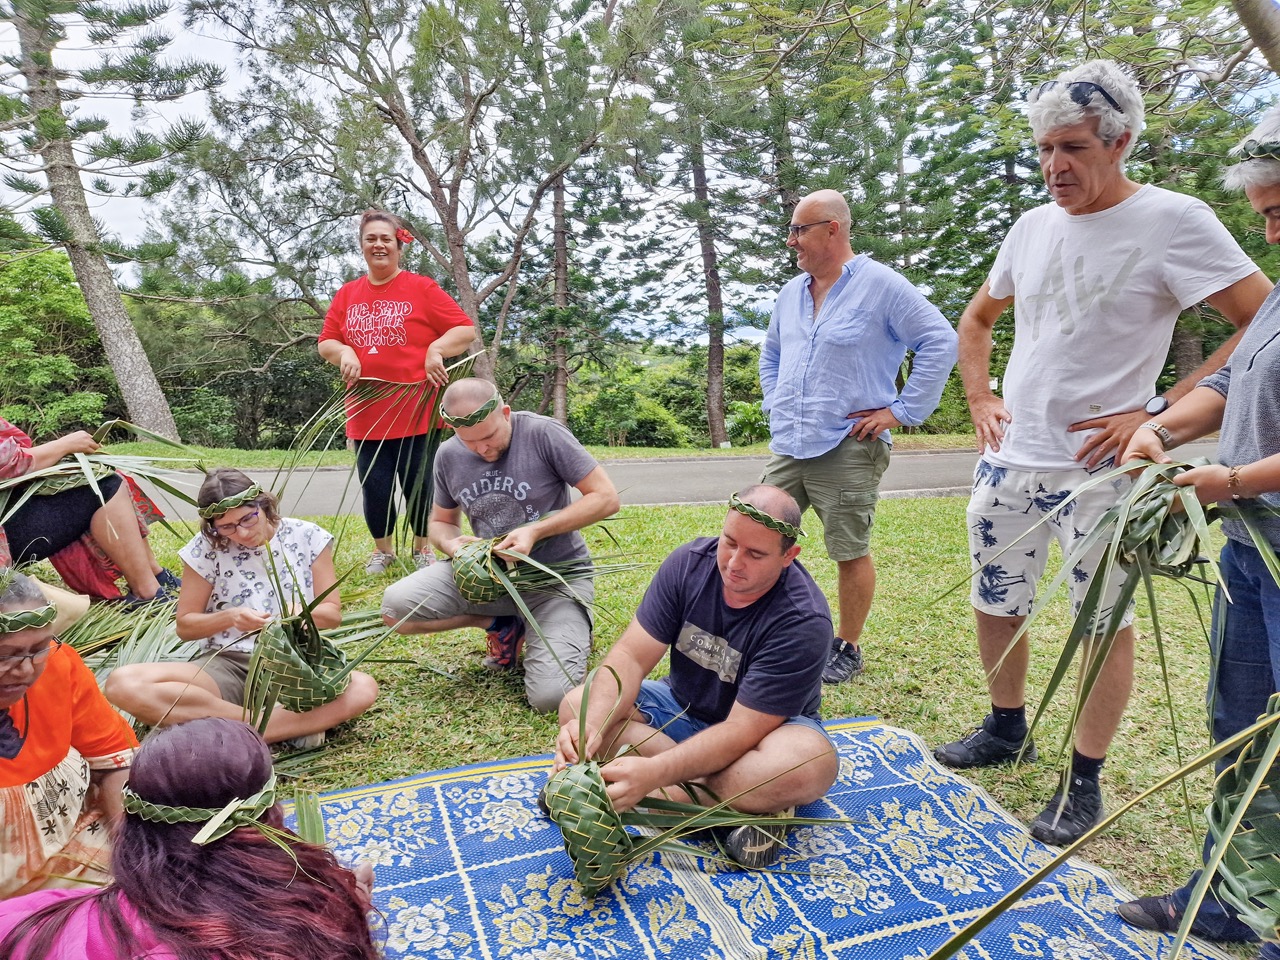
left=0, top=572, right=47, bottom=611
left=1028, top=60, right=1145, bottom=159
left=1223, top=104, right=1280, bottom=193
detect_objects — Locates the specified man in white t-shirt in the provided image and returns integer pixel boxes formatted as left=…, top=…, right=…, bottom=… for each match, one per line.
left=933, top=59, right=1273, bottom=845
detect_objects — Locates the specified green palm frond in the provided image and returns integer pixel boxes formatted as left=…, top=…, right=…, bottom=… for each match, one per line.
left=929, top=708, right=1280, bottom=960
left=1180, top=691, right=1280, bottom=955
left=272, top=353, right=478, bottom=556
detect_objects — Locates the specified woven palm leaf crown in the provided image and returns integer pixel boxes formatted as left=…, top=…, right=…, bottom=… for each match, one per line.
left=441, top=389, right=500, bottom=428
left=0, top=604, right=56, bottom=634
left=122, top=773, right=278, bottom=846
left=198, top=483, right=263, bottom=520
left=728, top=492, right=805, bottom=540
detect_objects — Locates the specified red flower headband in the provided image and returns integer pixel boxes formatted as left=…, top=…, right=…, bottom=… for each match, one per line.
left=395, top=228, right=414, bottom=246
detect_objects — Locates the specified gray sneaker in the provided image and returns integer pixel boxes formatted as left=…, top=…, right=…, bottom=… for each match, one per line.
left=413, top=550, right=436, bottom=569
left=279, top=731, right=325, bottom=751
left=365, top=551, right=397, bottom=575
left=821, top=638, right=863, bottom=684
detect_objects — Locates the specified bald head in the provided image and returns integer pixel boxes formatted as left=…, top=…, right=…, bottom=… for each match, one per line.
left=795, top=190, right=851, bottom=237
left=442, top=377, right=503, bottom=419
left=732, top=483, right=803, bottom=550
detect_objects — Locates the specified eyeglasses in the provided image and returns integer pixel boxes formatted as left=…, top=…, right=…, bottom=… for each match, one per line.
left=1032, top=80, right=1124, bottom=114
left=0, top=638, right=61, bottom=674
left=213, top=508, right=261, bottom=536
left=787, top=221, right=832, bottom=238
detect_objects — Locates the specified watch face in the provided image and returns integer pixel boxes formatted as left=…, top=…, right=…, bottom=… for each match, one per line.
left=1144, top=395, right=1168, bottom=415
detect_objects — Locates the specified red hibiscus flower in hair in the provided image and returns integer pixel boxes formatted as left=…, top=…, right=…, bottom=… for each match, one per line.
left=395, top=228, right=414, bottom=246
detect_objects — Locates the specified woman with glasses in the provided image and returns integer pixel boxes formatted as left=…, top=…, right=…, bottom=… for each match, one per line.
left=0, top=572, right=138, bottom=899
left=104, top=469, right=377, bottom=748
left=0, top=717, right=379, bottom=959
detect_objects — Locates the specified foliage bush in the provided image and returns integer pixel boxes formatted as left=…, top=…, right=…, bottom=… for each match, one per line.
left=571, top=379, right=691, bottom=447
left=0, top=251, right=118, bottom=437
left=172, top=388, right=238, bottom=446
left=726, top=399, right=769, bottom=445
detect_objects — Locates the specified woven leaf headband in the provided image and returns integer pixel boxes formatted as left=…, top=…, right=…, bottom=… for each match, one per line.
left=0, top=604, right=57, bottom=634
left=728, top=493, right=805, bottom=540
left=441, top=391, right=500, bottom=428
left=198, top=483, right=263, bottom=520
left=122, top=773, right=278, bottom=846
left=1236, top=139, right=1280, bottom=161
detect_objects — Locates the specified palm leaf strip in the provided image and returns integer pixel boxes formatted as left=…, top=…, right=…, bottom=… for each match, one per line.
left=929, top=708, right=1280, bottom=960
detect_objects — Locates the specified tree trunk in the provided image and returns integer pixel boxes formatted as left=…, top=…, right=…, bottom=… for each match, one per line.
left=14, top=6, right=180, bottom=439
left=551, top=175, right=570, bottom=425
left=1233, top=1, right=1280, bottom=74
left=1170, top=319, right=1205, bottom=382
left=689, top=132, right=727, bottom=447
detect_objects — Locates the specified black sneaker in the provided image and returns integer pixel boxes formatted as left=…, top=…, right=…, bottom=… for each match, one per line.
left=934, top=714, right=1037, bottom=769
left=724, top=808, right=794, bottom=868
left=822, top=638, right=863, bottom=684
left=1117, top=892, right=1260, bottom=942
left=1029, top=775, right=1102, bottom=845
left=156, top=568, right=181, bottom=592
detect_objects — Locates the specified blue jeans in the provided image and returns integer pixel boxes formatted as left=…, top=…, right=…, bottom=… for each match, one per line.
left=1171, top=539, right=1280, bottom=947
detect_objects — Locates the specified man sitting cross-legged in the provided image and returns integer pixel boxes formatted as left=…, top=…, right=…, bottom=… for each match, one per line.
left=553, top=484, right=839, bottom=867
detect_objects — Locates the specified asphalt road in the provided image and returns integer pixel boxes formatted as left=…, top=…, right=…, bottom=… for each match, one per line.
left=155, top=439, right=1220, bottom=521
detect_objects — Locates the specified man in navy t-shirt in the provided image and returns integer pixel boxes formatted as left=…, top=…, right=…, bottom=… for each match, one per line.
left=553, top=484, right=837, bottom=867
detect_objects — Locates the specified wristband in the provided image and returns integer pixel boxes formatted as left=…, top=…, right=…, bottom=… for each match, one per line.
left=1139, top=421, right=1172, bottom=446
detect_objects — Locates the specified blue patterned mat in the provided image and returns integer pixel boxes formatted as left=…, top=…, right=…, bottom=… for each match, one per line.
left=303, top=719, right=1231, bottom=959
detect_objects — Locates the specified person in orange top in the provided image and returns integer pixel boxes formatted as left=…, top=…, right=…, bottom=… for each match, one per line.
left=318, top=210, right=477, bottom=575
left=0, top=572, right=137, bottom=898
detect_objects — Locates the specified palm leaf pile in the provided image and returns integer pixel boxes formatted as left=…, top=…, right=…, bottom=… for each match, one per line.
left=542, top=667, right=841, bottom=897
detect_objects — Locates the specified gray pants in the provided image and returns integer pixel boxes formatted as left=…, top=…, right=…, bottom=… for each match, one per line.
left=382, top=562, right=593, bottom=712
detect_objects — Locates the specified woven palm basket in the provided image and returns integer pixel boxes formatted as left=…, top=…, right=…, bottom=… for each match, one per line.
left=452, top=538, right=530, bottom=604
left=542, top=760, right=635, bottom=896
left=253, top=619, right=350, bottom=713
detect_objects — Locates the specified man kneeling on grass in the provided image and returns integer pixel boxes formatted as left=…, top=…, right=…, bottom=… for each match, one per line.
left=553, top=484, right=838, bottom=867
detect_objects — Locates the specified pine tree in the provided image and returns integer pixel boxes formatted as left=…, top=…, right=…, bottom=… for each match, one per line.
left=1, top=0, right=221, bottom=437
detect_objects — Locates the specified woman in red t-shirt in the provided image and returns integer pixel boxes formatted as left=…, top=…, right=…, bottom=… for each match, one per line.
left=318, top=211, right=476, bottom=573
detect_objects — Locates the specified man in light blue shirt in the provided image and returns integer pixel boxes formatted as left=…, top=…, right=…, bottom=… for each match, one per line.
left=760, top=188, right=957, bottom=684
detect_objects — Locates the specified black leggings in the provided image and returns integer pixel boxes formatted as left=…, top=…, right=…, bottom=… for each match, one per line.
left=4, top=473, right=124, bottom=563
left=354, top=434, right=439, bottom=539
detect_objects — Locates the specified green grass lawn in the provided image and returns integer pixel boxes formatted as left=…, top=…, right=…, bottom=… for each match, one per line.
left=108, top=432, right=980, bottom=469
left=133, top=497, right=1239, bottom=942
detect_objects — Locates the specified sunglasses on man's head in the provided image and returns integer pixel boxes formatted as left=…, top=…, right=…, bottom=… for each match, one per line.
left=1032, top=80, right=1124, bottom=114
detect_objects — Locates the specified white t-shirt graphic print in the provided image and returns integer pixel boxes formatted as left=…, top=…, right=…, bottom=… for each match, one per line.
left=987, top=185, right=1257, bottom=471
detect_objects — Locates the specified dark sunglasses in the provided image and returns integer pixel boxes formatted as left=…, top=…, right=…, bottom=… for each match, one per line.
left=1032, top=80, right=1124, bottom=114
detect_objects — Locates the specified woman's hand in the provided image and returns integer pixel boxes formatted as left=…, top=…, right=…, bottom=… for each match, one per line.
left=424, top=347, right=448, bottom=387
left=225, top=607, right=273, bottom=633
left=338, top=348, right=362, bottom=388
left=29, top=430, right=101, bottom=470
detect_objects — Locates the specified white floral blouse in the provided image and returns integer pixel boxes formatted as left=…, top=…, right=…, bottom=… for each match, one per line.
left=179, top=518, right=334, bottom=653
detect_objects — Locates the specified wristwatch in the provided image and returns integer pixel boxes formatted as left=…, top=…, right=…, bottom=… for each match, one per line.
left=1144, top=395, right=1169, bottom=415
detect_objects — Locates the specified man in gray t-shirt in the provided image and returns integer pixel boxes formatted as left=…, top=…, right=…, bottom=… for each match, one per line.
left=381, top=378, right=620, bottom=711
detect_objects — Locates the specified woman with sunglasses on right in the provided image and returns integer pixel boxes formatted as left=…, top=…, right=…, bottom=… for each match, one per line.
left=105, top=469, right=377, bottom=747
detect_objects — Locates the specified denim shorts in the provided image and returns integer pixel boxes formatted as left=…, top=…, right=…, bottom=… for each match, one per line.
left=634, top=679, right=833, bottom=747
